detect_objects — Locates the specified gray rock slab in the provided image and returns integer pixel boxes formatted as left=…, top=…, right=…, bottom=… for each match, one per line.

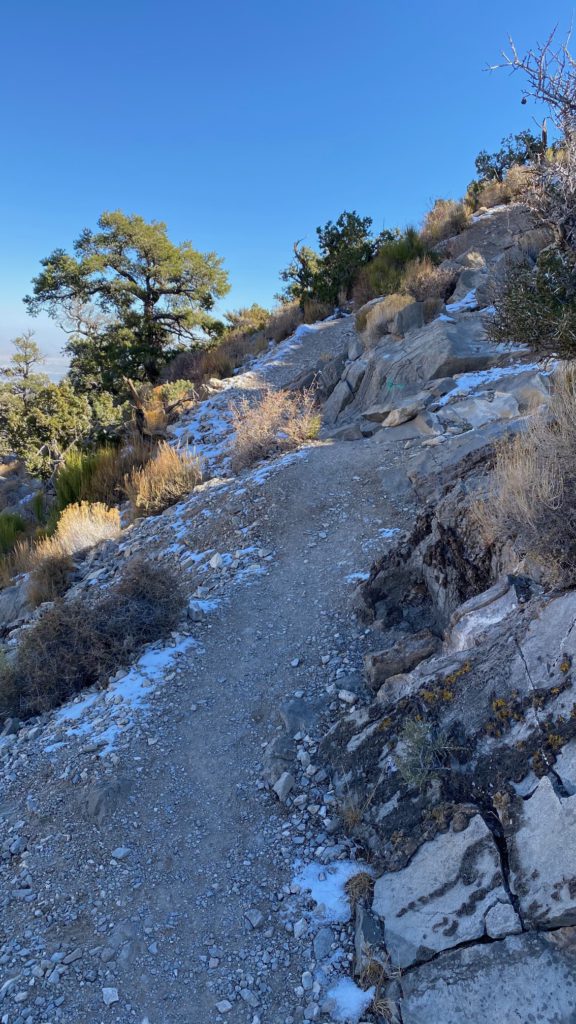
left=400, top=932, right=576, bottom=1024
left=372, top=814, right=516, bottom=967
left=508, top=776, right=576, bottom=928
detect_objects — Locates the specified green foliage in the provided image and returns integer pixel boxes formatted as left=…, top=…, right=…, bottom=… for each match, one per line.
left=25, top=210, right=230, bottom=388
left=224, top=303, right=270, bottom=335
left=279, top=211, right=381, bottom=307
left=54, top=449, right=98, bottom=513
left=278, top=245, right=321, bottom=306
left=0, top=513, right=26, bottom=554
left=359, top=228, right=427, bottom=300
left=475, top=130, right=545, bottom=183
left=487, top=247, right=576, bottom=357
left=31, top=491, right=46, bottom=524
left=314, top=211, right=378, bottom=304
left=396, top=718, right=459, bottom=790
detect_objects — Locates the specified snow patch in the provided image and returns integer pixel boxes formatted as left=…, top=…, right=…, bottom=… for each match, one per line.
left=446, top=289, right=477, bottom=313
left=324, top=978, right=376, bottom=1023
left=293, top=861, right=373, bottom=924
left=437, top=362, right=542, bottom=407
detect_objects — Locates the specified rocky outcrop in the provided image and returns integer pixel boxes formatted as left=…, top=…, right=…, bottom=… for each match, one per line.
left=321, top=205, right=553, bottom=451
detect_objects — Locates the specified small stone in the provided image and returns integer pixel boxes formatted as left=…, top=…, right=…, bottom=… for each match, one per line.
left=293, top=918, right=306, bottom=939
left=272, top=772, right=295, bottom=802
left=216, top=999, right=233, bottom=1013
left=244, top=908, right=264, bottom=929
left=102, top=987, right=119, bottom=1006
left=111, top=847, right=130, bottom=860
left=291, top=658, right=300, bottom=667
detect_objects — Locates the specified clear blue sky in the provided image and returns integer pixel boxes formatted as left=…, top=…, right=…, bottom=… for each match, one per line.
left=0, top=0, right=565, bottom=367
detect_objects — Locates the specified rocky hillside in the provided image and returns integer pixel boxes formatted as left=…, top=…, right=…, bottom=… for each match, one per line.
left=0, top=204, right=574, bottom=1024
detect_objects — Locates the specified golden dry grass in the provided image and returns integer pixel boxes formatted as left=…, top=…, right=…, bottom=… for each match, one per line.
left=400, top=256, right=458, bottom=303
left=345, top=871, right=375, bottom=909
left=473, top=366, right=576, bottom=584
left=229, top=388, right=321, bottom=473
left=5, top=502, right=121, bottom=604
left=421, top=199, right=468, bottom=246
left=125, top=442, right=202, bottom=517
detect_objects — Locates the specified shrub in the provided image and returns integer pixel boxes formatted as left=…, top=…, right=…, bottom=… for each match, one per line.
left=353, top=228, right=426, bottom=306
left=420, top=199, right=468, bottom=246
left=486, top=247, right=576, bottom=358
left=27, top=552, right=73, bottom=606
left=230, top=388, right=320, bottom=472
left=54, top=449, right=98, bottom=512
left=51, top=501, right=120, bottom=554
left=8, top=502, right=120, bottom=579
left=395, top=718, right=459, bottom=790
left=0, top=513, right=26, bottom=554
left=475, top=366, right=576, bottom=586
left=355, top=293, right=414, bottom=343
left=125, top=442, right=202, bottom=517
left=399, top=256, right=458, bottom=302
left=0, top=557, right=187, bottom=717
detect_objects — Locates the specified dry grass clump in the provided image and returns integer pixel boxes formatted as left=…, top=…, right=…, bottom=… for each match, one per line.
left=356, top=293, right=414, bottom=343
left=4, top=502, right=119, bottom=604
left=475, top=366, right=576, bottom=585
left=421, top=199, right=469, bottom=246
left=11, top=502, right=120, bottom=577
left=26, top=553, right=74, bottom=607
left=467, top=165, right=535, bottom=212
left=230, top=388, right=320, bottom=473
left=125, top=442, right=202, bottom=517
left=49, top=501, right=120, bottom=554
left=345, top=871, right=375, bottom=909
left=400, top=256, right=458, bottom=303
left=0, top=557, right=187, bottom=717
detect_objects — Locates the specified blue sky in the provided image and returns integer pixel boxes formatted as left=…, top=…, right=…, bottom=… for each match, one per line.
left=0, top=0, right=566, bottom=368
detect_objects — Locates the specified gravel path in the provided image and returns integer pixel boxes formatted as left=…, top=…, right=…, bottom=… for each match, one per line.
left=0, top=320, right=419, bottom=1024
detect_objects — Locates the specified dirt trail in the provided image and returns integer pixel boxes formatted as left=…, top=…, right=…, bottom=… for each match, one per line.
left=0, top=318, right=419, bottom=1024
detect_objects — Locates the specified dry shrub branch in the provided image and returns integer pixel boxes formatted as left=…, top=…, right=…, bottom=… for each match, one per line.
left=0, top=557, right=187, bottom=717
left=230, top=388, right=320, bottom=472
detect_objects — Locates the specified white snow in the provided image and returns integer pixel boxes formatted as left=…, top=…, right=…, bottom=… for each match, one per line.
left=436, top=362, right=542, bottom=407
left=471, top=204, right=510, bottom=222
left=324, top=978, right=376, bottom=1023
left=436, top=313, right=456, bottom=323
left=446, top=289, right=478, bottom=313
left=45, top=635, right=198, bottom=756
left=379, top=527, right=400, bottom=539
left=345, top=572, right=370, bottom=584
left=293, top=861, right=373, bottom=924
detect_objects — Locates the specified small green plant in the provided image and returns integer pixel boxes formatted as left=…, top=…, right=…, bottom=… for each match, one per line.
left=395, top=718, right=459, bottom=790
left=487, top=247, right=576, bottom=358
left=0, top=513, right=26, bottom=554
